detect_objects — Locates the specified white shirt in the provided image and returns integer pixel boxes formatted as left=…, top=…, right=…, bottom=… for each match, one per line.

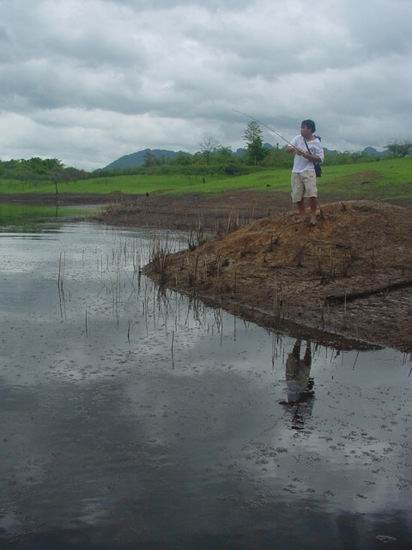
left=290, top=135, right=324, bottom=173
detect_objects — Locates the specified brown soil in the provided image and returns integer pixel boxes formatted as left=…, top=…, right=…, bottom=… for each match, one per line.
left=144, top=201, right=412, bottom=352
left=96, top=191, right=412, bottom=232
left=2, top=190, right=411, bottom=230
left=96, top=190, right=292, bottom=232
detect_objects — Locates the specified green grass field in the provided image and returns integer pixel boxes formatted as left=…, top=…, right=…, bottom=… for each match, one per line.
left=0, top=158, right=411, bottom=200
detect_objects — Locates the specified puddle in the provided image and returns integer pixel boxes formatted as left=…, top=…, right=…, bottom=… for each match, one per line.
left=0, top=222, right=411, bottom=549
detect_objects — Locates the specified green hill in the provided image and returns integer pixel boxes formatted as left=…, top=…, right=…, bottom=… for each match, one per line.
left=102, top=149, right=178, bottom=171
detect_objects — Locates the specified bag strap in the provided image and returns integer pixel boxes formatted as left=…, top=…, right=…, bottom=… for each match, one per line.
left=303, top=137, right=316, bottom=165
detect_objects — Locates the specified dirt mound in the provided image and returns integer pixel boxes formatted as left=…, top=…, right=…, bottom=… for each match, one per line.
left=145, top=201, right=412, bottom=350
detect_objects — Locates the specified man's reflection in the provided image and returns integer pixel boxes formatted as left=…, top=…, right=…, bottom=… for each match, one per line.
left=280, top=339, right=315, bottom=429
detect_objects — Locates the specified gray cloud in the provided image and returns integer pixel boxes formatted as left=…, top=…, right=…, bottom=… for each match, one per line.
left=0, top=0, right=411, bottom=168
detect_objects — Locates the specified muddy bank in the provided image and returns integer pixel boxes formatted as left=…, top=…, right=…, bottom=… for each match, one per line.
left=96, top=190, right=292, bottom=232
left=0, top=193, right=125, bottom=206
left=144, top=201, right=412, bottom=351
left=1, top=190, right=289, bottom=231
left=0, top=190, right=288, bottom=223
left=3, top=189, right=411, bottom=232
left=97, top=191, right=412, bottom=232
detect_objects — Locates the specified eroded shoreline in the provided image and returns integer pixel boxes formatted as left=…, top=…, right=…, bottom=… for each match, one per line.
left=144, top=201, right=412, bottom=352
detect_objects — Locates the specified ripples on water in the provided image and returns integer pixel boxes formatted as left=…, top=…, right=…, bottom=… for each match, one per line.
left=0, top=222, right=411, bottom=549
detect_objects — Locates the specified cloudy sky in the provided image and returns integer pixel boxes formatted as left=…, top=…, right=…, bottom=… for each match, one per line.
left=0, top=0, right=411, bottom=169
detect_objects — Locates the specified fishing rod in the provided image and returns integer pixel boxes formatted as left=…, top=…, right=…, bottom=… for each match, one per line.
left=232, top=109, right=300, bottom=151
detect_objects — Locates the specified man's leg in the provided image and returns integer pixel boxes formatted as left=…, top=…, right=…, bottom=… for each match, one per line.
left=303, top=341, right=312, bottom=367
left=292, top=339, right=302, bottom=360
left=309, top=197, right=317, bottom=214
left=309, top=197, right=318, bottom=224
left=302, top=171, right=318, bottom=225
left=296, top=199, right=306, bottom=217
left=291, top=173, right=305, bottom=218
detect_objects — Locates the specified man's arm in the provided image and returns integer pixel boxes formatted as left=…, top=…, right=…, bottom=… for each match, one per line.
left=286, top=145, right=303, bottom=155
left=286, top=138, right=304, bottom=155
left=302, top=151, right=321, bottom=162
left=303, top=142, right=324, bottom=163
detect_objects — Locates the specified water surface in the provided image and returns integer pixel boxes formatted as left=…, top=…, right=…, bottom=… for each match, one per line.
left=0, top=203, right=100, bottom=231
left=1, top=222, right=411, bottom=549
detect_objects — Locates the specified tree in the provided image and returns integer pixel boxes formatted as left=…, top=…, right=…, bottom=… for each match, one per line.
left=174, top=152, right=192, bottom=165
left=199, top=135, right=220, bottom=165
left=243, top=121, right=266, bottom=165
left=214, top=146, right=233, bottom=163
left=384, top=141, right=412, bottom=158
left=262, top=147, right=291, bottom=168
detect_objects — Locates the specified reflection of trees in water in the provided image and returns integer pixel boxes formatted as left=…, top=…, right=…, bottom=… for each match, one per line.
left=280, top=339, right=315, bottom=430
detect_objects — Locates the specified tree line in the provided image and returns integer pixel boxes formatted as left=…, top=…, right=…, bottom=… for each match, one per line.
left=124, top=123, right=411, bottom=177
left=0, top=123, right=410, bottom=181
left=0, top=157, right=90, bottom=182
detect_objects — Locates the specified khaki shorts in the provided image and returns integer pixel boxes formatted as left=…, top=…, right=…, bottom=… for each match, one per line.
left=291, top=170, right=318, bottom=203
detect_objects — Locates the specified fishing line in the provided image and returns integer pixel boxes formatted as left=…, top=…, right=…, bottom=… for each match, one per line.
left=232, top=109, right=299, bottom=150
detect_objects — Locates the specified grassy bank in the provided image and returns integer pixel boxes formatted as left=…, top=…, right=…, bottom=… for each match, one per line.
left=0, top=203, right=101, bottom=229
left=0, top=158, right=411, bottom=200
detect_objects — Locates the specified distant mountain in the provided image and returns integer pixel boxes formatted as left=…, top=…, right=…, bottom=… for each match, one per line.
left=362, top=146, right=389, bottom=157
left=102, top=144, right=389, bottom=171
left=323, top=146, right=389, bottom=158
left=362, top=146, right=380, bottom=157
left=103, top=148, right=177, bottom=171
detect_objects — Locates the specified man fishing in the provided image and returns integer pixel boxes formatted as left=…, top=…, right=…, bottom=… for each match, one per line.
left=286, top=120, right=324, bottom=226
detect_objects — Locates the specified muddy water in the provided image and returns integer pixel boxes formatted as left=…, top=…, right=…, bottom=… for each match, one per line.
left=1, top=222, right=411, bottom=549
